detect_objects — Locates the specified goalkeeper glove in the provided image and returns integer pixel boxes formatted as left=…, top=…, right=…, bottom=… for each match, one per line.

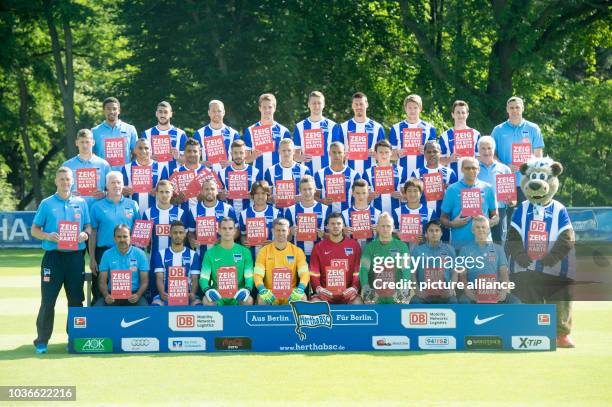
left=205, top=289, right=221, bottom=302
left=234, top=288, right=251, bottom=303
left=289, top=283, right=306, bottom=302
left=315, top=286, right=333, bottom=302
left=342, top=286, right=358, bottom=302
left=257, top=285, right=276, bottom=304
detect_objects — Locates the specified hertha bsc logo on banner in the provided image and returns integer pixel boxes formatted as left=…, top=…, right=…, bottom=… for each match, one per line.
left=289, top=301, right=332, bottom=341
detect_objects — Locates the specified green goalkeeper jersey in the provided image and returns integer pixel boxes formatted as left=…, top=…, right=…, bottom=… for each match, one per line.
left=359, top=237, right=411, bottom=289
left=200, top=243, right=254, bottom=296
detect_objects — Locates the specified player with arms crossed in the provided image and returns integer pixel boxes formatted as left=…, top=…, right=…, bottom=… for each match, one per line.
left=254, top=218, right=309, bottom=305
left=200, top=218, right=254, bottom=306
left=151, top=221, right=202, bottom=306
left=310, top=213, right=362, bottom=304
left=359, top=213, right=411, bottom=304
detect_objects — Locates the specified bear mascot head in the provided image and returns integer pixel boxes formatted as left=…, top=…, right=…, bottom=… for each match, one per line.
left=519, top=157, right=563, bottom=206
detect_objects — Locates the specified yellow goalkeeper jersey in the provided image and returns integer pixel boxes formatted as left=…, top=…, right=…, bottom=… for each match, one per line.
left=254, top=242, right=309, bottom=290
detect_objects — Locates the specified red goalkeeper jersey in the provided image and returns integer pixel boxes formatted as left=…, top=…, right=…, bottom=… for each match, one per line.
left=309, top=237, right=361, bottom=292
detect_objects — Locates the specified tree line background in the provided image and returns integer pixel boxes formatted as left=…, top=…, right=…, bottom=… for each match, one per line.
left=0, top=0, right=610, bottom=210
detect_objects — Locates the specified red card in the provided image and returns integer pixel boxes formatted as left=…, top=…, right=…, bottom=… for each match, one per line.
left=402, top=128, right=422, bottom=155
left=185, top=169, right=223, bottom=198
left=104, top=138, right=125, bottom=166
left=325, top=173, right=346, bottom=202
left=275, top=180, right=296, bottom=208
left=155, top=223, right=171, bottom=238
left=131, top=220, right=153, bottom=248
left=252, top=125, right=274, bottom=153
left=151, top=134, right=172, bottom=162
left=58, top=221, right=79, bottom=250
left=246, top=217, right=267, bottom=246
left=424, top=268, right=445, bottom=296
left=170, top=170, right=196, bottom=196
left=304, top=129, right=324, bottom=156
left=271, top=267, right=292, bottom=299
left=511, top=143, right=532, bottom=166
left=399, top=214, right=422, bottom=243
left=476, top=273, right=498, bottom=303
left=461, top=189, right=482, bottom=217
left=325, top=259, right=348, bottom=295
left=374, top=166, right=395, bottom=194
left=75, top=168, right=98, bottom=196
left=167, top=266, right=189, bottom=306
left=296, top=213, right=318, bottom=241
left=375, top=266, right=395, bottom=297
left=110, top=270, right=132, bottom=299
left=453, top=129, right=475, bottom=157
left=203, top=135, right=227, bottom=164
left=527, top=220, right=548, bottom=261
left=347, top=132, right=368, bottom=160
left=217, top=266, right=238, bottom=298
left=227, top=171, right=249, bottom=199
left=496, top=173, right=517, bottom=202
left=350, top=210, right=373, bottom=239
left=131, top=166, right=153, bottom=193
left=196, top=216, right=218, bottom=245
left=423, top=172, right=444, bottom=201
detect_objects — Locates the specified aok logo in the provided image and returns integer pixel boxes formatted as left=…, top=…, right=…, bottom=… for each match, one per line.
left=410, top=312, right=428, bottom=325
left=177, top=314, right=195, bottom=328
left=83, top=339, right=104, bottom=351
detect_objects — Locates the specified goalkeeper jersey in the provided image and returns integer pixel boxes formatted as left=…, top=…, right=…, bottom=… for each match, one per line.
left=200, top=243, right=254, bottom=294
left=309, top=237, right=361, bottom=291
left=254, top=242, right=309, bottom=290
left=359, top=237, right=411, bottom=288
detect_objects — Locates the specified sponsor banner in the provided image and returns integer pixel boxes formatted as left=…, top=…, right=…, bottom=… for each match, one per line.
left=511, top=336, right=551, bottom=350
left=121, top=337, right=160, bottom=352
left=168, top=337, right=207, bottom=352
left=527, top=220, right=548, bottom=260
left=0, top=212, right=43, bottom=248
left=372, top=336, right=410, bottom=350
left=68, top=304, right=556, bottom=353
left=418, top=335, right=457, bottom=350
left=168, top=311, right=223, bottom=332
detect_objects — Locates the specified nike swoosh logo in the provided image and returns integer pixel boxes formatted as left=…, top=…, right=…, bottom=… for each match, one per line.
left=120, top=317, right=150, bottom=328
left=474, top=314, right=503, bottom=326
left=324, top=251, right=332, bottom=255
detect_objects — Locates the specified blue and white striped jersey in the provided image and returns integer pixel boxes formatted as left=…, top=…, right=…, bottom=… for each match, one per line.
left=336, top=118, right=385, bottom=176
left=388, top=119, right=437, bottom=177
left=509, top=199, right=575, bottom=278
left=243, top=121, right=291, bottom=176
left=121, top=160, right=169, bottom=216
left=283, top=202, right=329, bottom=260
left=412, top=165, right=458, bottom=215
left=363, top=165, right=407, bottom=216
left=392, top=204, right=437, bottom=233
left=185, top=123, right=241, bottom=172
left=238, top=204, right=280, bottom=258
left=218, top=164, right=261, bottom=215
left=141, top=125, right=185, bottom=163
left=142, top=204, right=188, bottom=254
left=264, top=162, right=311, bottom=208
left=151, top=246, right=201, bottom=292
left=314, top=165, right=361, bottom=214
left=439, top=127, right=481, bottom=179
left=293, top=117, right=338, bottom=174
left=341, top=205, right=381, bottom=248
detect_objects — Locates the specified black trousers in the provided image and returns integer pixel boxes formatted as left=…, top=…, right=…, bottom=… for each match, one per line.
left=93, top=246, right=112, bottom=303
left=34, top=250, right=85, bottom=346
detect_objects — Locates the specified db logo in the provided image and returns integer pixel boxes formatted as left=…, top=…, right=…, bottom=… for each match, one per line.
left=410, top=312, right=427, bottom=325
left=177, top=314, right=195, bottom=328
left=156, top=224, right=171, bottom=236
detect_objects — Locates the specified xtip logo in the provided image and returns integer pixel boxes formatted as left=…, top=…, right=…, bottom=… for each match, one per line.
left=410, top=312, right=427, bottom=325
left=538, top=314, right=551, bottom=326
left=177, top=314, right=195, bottom=328
left=512, top=336, right=550, bottom=350
left=73, top=317, right=86, bottom=328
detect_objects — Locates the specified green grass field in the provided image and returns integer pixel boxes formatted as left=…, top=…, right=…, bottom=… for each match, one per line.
left=1, top=249, right=611, bottom=406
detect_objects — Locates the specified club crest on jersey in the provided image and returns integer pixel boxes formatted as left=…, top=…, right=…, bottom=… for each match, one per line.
left=129, top=258, right=138, bottom=272
left=286, top=255, right=295, bottom=263
left=389, top=249, right=399, bottom=256
left=233, top=253, right=242, bottom=262
left=43, top=268, right=51, bottom=282
left=344, top=247, right=353, bottom=255
left=124, top=208, right=133, bottom=218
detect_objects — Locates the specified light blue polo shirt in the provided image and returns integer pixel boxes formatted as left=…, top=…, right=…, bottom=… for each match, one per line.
left=441, top=179, right=497, bottom=250
left=491, top=119, right=544, bottom=185
left=411, top=242, right=455, bottom=284
left=459, top=241, right=508, bottom=283
left=92, top=120, right=138, bottom=170
left=90, top=197, right=140, bottom=247
left=62, top=154, right=111, bottom=209
left=99, top=245, right=149, bottom=292
left=33, top=193, right=90, bottom=251
left=478, top=160, right=512, bottom=209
